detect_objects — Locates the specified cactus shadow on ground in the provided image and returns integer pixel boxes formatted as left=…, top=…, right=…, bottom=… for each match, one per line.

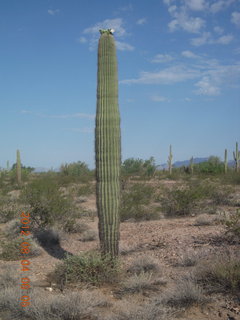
left=33, top=229, right=73, bottom=260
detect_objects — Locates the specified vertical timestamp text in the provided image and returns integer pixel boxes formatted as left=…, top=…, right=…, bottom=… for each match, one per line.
left=20, top=212, right=31, bottom=308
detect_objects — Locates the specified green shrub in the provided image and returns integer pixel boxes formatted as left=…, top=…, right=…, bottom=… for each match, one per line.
left=77, top=183, right=94, bottom=196
left=51, top=251, right=120, bottom=286
left=221, top=171, right=240, bottom=185
left=160, top=180, right=221, bottom=217
left=161, top=187, right=202, bottom=217
left=21, top=177, right=75, bottom=228
left=0, top=237, right=42, bottom=261
left=120, top=183, right=159, bottom=221
left=195, top=156, right=224, bottom=175
left=121, top=157, right=156, bottom=178
left=59, top=161, right=93, bottom=184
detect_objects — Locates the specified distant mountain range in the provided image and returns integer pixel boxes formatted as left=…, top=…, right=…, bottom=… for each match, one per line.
left=157, top=157, right=235, bottom=170
left=33, top=158, right=235, bottom=172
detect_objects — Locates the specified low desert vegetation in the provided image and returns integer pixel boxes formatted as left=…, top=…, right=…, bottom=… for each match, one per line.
left=50, top=251, right=120, bottom=287
left=0, top=237, right=42, bottom=261
left=127, top=255, right=160, bottom=275
left=20, top=176, right=78, bottom=229
left=119, top=271, right=155, bottom=294
left=161, top=278, right=208, bottom=309
left=0, top=154, right=240, bottom=319
left=120, top=183, right=160, bottom=221
left=194, top=250, right=240, bottom=295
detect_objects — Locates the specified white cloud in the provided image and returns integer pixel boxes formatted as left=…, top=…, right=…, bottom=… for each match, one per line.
left=151, top=95, right=170, bottom=102
left=163, top=0, right=175, bottom=5
left=151, top=54, right=174, bottom=63
left=115, top=41, right=134, bottom=51
left=168, top=6, right=205, bottom=33
left=195, top=77, right=220, bottom=95
left=83, top=18, right=126, bottom=37
left=210, top=0, right=235, bottom=13
left=184, top=0, right=207, bottom=11
left=214, top=26, right=224, bottom=34
left=195, top=63, right=240, bottom=95
left=121, top=65, right=199, bottom=85
left=136, top=18, right=147, bottom=25
left=191, top=32, right=233, bottom=46
left=215, top=34, right=234, bottom=44
left=191, top=32, right=211, bottom=46
left=77, top=37, right=87, bottom=44
left=181, top=50, right=200, bottom=58
left=231, top=11, right=240, bottom=27
left=47, top=9, right=60, bottom=16
left=121, top=53, right=240, bottom=97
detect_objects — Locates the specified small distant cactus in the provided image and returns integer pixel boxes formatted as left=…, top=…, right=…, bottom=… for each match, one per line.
left=224, top=149, right=228, bottom=174
left=233, top=142, right=240, bottom=172
left=189, top=156, right=194, bottom=174
left=16, top=149, right=21, bottom=186
left=6, top=160, right=10, bottom=171
left=168, top=145, right=173, bottom=175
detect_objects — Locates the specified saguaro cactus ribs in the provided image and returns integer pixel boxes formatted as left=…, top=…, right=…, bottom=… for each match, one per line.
left=95, top=29, right=121, bottom=258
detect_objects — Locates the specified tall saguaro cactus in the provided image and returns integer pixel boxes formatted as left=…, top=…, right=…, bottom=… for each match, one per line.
left=224, top=149, right=228, bottom=174
left=16, top=149, right=21, bottom=186
left=233, top=142, right=240, bottom=172
left=168, top=145, right=173, bottom=175
left=95, top=29, right=121, bottom=258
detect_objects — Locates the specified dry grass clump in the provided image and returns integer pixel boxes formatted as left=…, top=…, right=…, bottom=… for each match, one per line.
left=0, top=265, right=19, bottom=289
left=193, top=214, right=214, bottom=226
left=194, top=249, right=240, bottom=294
left=80, top=230, right=98, bottom=242
left=110, top=300, right=169, bottom=320
left=127, top=255, right=160, bottom=275
left=176, top=249, right=203, bottom=267
left=119, top=272, right=156, bottom=294
left=1, top=287, right=108, bottom=320
left=63, top=218, right=90, bottom=234
left=4, top=218, right=23, bottom=238
left=1, top=266, right=108, bottom=319
left=161, top=278, right=208, bottom=309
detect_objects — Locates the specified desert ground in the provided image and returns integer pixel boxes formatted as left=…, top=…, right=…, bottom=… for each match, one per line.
left=0, top=171, right=240, bottom=320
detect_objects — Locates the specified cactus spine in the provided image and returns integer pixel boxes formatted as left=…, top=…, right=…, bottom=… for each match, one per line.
left=95, top=30, right=121, bottom=258
left=224, top=149, right=228, bottom=174
left=16, top=149, right=21, bottom=186
left=168, top=145, right=173, bottom=175
left=233, top=142, right=240, bottom=172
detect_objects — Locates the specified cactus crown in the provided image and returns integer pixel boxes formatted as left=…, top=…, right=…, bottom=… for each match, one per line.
left=99, top=29, right=114, bottom=35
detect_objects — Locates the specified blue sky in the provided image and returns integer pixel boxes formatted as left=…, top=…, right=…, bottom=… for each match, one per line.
left=0, top=0, right=239, bottom=169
